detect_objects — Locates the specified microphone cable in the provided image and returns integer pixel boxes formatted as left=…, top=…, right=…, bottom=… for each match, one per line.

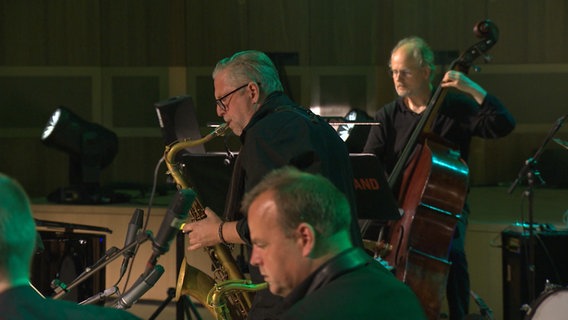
left=120, top=155, right=165, bottom=293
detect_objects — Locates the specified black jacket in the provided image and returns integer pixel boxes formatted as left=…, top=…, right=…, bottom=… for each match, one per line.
left=275, top=248, right=426, bottom=320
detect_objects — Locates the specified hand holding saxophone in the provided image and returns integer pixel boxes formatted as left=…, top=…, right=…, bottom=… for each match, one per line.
left=182, top=207, right=222, bottom=250
left=182, top=208, right=246, bottom=251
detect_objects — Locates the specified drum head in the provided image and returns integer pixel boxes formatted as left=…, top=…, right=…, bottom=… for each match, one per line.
left=526, top=287, right=568, bottom=319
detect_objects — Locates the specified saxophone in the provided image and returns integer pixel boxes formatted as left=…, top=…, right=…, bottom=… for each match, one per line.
left=164, top=124, right=267, bottom=320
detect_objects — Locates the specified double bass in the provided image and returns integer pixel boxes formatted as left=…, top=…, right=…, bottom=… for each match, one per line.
left=377, top=20, right=499, bottom=319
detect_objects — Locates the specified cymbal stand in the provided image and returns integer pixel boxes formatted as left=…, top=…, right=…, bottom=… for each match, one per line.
left=508, top=114, right=567, bottom=303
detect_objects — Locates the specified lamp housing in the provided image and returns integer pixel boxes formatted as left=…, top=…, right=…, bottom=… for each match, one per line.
left=41, top=106, right=120, bottom=204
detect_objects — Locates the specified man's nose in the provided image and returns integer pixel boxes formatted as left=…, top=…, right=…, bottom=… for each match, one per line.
left=249, top=249, right=261, bottom=266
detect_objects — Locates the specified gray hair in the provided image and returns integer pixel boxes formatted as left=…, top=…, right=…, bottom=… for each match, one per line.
left=391, top=36, right=436, bottom=83
left=212, top=50, right=284, bottom=95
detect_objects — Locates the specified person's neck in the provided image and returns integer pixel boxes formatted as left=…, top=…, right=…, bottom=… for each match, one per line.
left=309, top=230, right=353, bottom=272
left=0, top=277, right=29, bottom=294
left=403, top=85, right=432, bottom=114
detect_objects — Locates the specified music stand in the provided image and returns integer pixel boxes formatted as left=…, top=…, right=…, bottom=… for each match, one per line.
left=181, top=152, right=401, bottom=221
left=155, top=95, right=205, bottom=155
left=180, top=152, right=235, bottom=215
left=350, top=153, right=401, bottom=221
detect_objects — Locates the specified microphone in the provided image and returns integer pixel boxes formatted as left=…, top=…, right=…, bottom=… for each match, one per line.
left=149, top=189, right=196, bottom=265
left=113, top=265, right=164, bottom=310
left=79, top=286, right=118, bottom=305
left=120, top=208, right=144, bottom=277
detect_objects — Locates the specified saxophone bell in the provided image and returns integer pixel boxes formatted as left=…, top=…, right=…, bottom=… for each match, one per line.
left=207, top=280, right=269, bottom=320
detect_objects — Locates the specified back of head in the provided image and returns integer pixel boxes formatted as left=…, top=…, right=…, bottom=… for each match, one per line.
left=212, top=50, right=284, bottom=96
left=391, top=36, right=436, bottom=83
left=0, top=174, right=36, bottom=282
left=243, top=167, right=351, bottom=241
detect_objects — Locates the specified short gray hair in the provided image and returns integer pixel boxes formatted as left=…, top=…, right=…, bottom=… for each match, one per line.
left=391, top=36, right=436, bottom=83
left=212, top=50, right=284, bottom=94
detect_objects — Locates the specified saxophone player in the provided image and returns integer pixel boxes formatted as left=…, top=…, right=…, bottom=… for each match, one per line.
left=182, top=50, right=363, bottom=319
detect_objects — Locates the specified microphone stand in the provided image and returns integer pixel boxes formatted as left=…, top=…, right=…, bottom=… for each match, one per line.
left=51, top=230, right=153, bottom=300
left=79, top=286, right=119, bottom=305
left=507, top=114, right=567, bottom=304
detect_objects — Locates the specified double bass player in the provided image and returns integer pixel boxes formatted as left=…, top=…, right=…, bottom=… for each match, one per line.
left=364, top=36, right=515, bottom=320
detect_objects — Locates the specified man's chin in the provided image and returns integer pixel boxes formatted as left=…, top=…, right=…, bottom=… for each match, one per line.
left=269, top=286, right=288, bottom=297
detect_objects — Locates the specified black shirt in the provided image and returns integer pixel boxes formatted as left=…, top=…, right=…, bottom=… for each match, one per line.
left=364, top=92, right=516, bottom=175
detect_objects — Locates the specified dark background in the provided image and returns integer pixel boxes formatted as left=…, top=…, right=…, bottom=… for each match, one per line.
left=0, top=0, right=567, bottom=198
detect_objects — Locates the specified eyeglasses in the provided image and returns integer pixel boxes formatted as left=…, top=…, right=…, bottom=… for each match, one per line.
left=215, top=84, right=248, bottom=112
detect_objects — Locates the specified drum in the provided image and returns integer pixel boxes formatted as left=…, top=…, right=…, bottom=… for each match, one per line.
left=524, top=286, right=568, bottom=319
left=31, top=230, right=106, bottom=302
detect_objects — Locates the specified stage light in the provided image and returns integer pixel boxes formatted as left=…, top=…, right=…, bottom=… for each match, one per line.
left=41, top=106, right=122, bottom=204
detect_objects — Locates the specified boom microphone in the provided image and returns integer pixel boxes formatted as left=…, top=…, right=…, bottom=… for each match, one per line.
left=120, top=208, right=144, bottom=277
left=149, top=189, right=195, bottom=264
left=113, top=265, right=164, bottom=310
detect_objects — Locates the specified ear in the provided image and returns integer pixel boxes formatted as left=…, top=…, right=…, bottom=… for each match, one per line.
left=296, top=222, right=316, bottom=258
left=422, top=66, right=432, bottom=82
left=248, top=81, right=261, bottom=104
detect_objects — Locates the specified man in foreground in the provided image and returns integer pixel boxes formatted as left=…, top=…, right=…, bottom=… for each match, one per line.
left=242, top=167, right=426, bottom=319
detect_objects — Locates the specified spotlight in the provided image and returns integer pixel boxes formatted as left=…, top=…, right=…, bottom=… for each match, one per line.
left=41, top=106, right=125, bottom=204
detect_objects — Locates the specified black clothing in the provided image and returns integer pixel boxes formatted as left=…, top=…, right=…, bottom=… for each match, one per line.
left=364, top=92, right=516, bottom=175
left=274, top=247, right=426, bottom=320
left=0, top=285, right=140, bottom=320
left=223, top=91, right=363, bottom=319
left=364, top=91, right=515, bottom=320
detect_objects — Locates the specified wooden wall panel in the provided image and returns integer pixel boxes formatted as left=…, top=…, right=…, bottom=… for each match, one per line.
left=1, top=0, right=567, bottom=196
left=104, top=137, right=168, bottom=188
left=309, top=0, right=382, bottom=65
left=247, top=0, right=309, bottom=64
left=0, top=0, right=101, bottom=66
left=470, top=71, right=568, bottom=124
left=488, top=0, right=568, bottom=63
left=100, top=0, right=184, bottom=66
left=392, top=1, right=488, bottom=59
left=469, top=130, right=568, bottom=186
left=110, top=75, right=161, bottom=127
left=0, top=75, right=93, bottom=128
left=185, top=0, right=249, bottom=66
left=0, top=138, right=68, bottom=198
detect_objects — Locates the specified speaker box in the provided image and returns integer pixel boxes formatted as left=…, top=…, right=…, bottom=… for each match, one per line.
left=501, top=229, right=568, bottom=320
left=31, top=231, right=106, bottom=303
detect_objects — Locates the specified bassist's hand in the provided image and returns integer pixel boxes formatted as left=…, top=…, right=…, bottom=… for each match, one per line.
left=441, top=70, right=487, bottom=105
